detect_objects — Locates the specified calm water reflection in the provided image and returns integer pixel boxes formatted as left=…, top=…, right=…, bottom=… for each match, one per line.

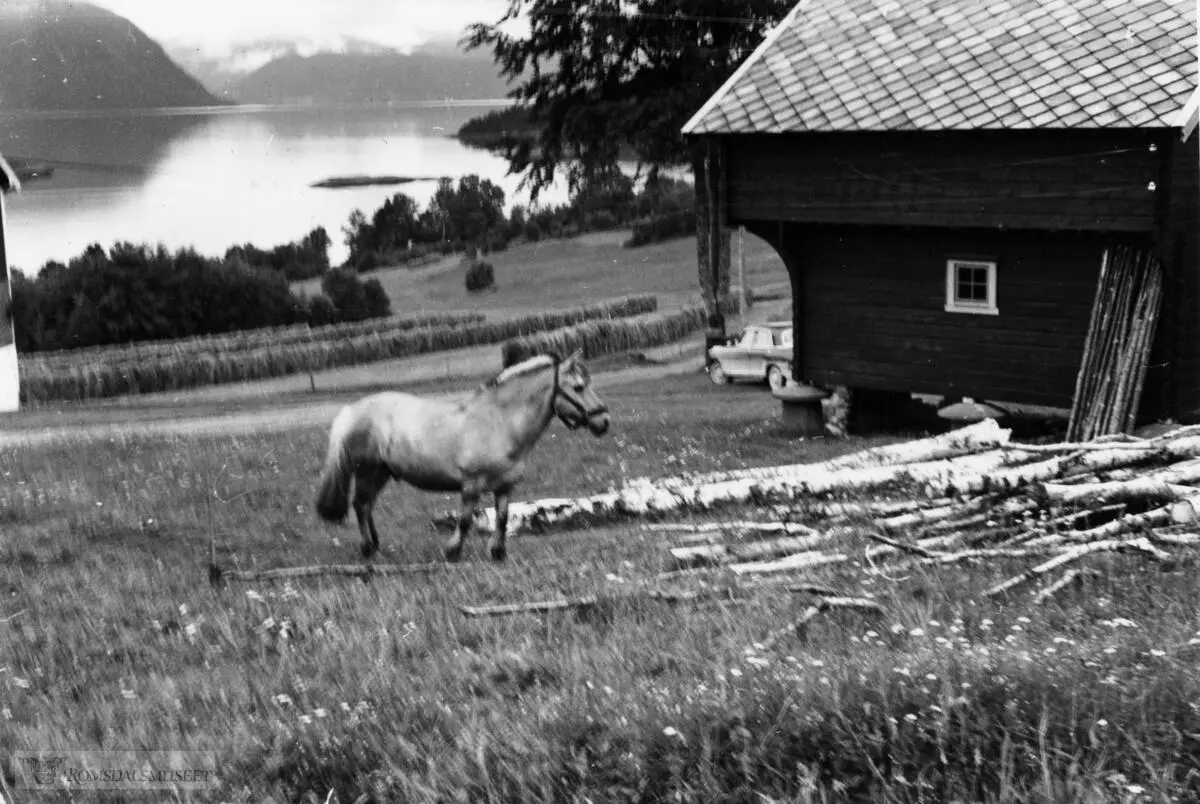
left=2, top=104, right=571, bottom=272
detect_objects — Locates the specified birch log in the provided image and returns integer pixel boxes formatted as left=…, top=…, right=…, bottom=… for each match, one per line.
left=441, top=425, right=1018, bottom=536
left=1040, top=457, right=1200, bottom=505
left=923, top=445, right=1163, bottom=499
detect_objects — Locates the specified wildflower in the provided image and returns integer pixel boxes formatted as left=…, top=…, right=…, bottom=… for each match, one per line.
left=909, top=628, right=925, bottom=637
left=275, top=694, right=293, bottom=707
left=980, top=619, right=993, bottom=630
left=341, top=702, right=351, bottom=713
left=729, top=668, right=743, bottom=678
left=1053, top=636, right=1071, bottom=644
left=13, top=677, right=30, bottom=689
left=890, top=623, right=905, bottom=634
left=1150, top=649, right=1167, bottom=657
left=662, top=726, right=680, bottom=738
left=313, top=708, right=327, bottom=719
left=925, top=673, right=937, bottom=681
left=1103, top=647, right=1117, bottom=654
left=245, top=590, right=266, bottom=604
left=1017, top=616, right=1031, bottom=624
left=809, top=659, right=824, bottom=667
left=904, top=713, right=918, bottom=722
left=1096, top=719, right=1108, bottom=727
left=121, top=688, right=137, bottom=700
left=928, top=620, right=941, bottom=628
left=864, top=630, right=879, bottom=639
left=1010, top=624, right=1023, bottom=632
left=893, top=667, right=911, bottom=677
left=1126, top=784, right=1144, bottom=795
left=299, top=715, right=312, bottom=725
left=1, top=707, right=10, bottom=720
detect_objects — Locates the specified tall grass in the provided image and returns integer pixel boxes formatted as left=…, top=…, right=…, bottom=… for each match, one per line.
left=21, top=296, right=660, bottom=402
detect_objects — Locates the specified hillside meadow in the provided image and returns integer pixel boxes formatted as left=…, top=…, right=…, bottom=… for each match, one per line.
left=3, top=372, right=1199, bottom=802
left=293, top=229, right=791, bottom=319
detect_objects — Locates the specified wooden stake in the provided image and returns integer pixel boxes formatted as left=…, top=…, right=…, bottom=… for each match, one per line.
left=212, top=562, right=449, bottom=584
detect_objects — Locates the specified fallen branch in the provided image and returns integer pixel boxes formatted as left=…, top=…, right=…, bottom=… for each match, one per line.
left=461, top=597, right=597, bottom=618
left=984, top=537, right=1167, bottom=599
left=863, top=530, right=945, bottom=559
left=1033, top=568, right=1102, bottom=605
left=667, top=532, right=835, bottom=569
left=925, top=545, right=1065, bottom=566
left=760, top=596, right=885, bottom=650
left=210, top=562, right=449, bottom=584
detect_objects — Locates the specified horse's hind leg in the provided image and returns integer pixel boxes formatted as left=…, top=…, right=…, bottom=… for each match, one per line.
left=488, top=487, right=511, bottom=562
left=353, top=463, right=391, bottom=558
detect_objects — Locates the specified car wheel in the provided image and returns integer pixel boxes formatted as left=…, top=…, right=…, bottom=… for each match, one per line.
left=767, top=365, right=785, bottom=391
left=708, top=362, right=728, bottom=385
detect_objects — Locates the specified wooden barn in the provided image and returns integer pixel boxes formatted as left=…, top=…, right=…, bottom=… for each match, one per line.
left=0, top=152, right=19, bottom=413
left=683, top=0, right=1200, bottom=428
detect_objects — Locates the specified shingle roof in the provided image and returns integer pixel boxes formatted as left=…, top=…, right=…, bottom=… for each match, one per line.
left=683, top=0, right=1197, bottom=135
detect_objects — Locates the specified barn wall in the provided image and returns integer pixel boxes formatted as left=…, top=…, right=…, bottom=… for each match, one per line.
left=1168, top=133, right=1200, bottom=421
left=778, top=223, right=1144, bottom=408
left=726, top=130, right=1162, bottom=232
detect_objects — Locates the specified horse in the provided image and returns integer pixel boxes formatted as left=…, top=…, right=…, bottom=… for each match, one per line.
left=314, top=350, right=610, bottom=562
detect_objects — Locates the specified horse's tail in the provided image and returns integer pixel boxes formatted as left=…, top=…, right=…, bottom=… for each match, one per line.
left=315, top=405, right=356, bottom=523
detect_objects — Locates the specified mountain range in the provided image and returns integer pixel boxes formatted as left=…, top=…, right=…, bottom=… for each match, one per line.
left=0, top=0, right=222, bottom=111
left=0, top=1, right=512, bottom=112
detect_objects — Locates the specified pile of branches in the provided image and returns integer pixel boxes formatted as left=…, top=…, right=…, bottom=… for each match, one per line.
left=443, top=420, right=1200, bottom=613
left=655, top=422, right=1200, bottom=603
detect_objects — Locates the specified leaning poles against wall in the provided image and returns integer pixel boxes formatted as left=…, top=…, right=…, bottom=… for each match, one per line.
left=1066, top=244, right=1165, bottom=442
left=0, top=155, right=21, bottom=413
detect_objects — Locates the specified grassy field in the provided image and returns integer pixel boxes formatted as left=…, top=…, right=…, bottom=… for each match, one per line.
left=4, top=372, right=1199, bottom=802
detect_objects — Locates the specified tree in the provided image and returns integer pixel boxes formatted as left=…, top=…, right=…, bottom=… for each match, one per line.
left=464, top=0, right=792, bottom=200
left=427, top=175, right=507, bottom=251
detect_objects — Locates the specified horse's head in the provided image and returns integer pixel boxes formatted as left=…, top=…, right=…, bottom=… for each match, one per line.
left=552, top=350, right=610, bottom=437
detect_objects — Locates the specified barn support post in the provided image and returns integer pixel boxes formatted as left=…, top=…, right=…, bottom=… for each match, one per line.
left=0, top=186, right=18, bottom=413
left=1152, top=132, right=1181, bottom=424
left=695, top=138, right=732, bottom=355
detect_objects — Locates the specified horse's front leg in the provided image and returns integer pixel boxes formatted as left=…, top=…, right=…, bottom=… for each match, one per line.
left=488, top=487, right=511, bottom=562
left=444, top=485, right=481, bottom=563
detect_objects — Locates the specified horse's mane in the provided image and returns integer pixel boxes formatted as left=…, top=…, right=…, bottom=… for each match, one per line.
left=474, top=354, right=557, bottom=395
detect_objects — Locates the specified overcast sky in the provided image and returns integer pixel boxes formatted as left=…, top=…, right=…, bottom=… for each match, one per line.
left=91, top=0, right=515, bottom=59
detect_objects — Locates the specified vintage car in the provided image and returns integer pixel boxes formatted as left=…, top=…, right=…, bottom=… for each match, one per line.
left=706, top=322, right=793, bottom=390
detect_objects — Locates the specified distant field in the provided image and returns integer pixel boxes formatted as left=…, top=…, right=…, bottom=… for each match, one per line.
left=295, top=230, right=790, bottom=319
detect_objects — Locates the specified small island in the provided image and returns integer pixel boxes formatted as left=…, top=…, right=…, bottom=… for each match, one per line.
left=310, top=175, right=446, bottom=189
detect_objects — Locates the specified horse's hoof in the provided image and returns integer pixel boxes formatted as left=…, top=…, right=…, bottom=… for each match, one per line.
left=444, top=544, right=462, bottom=563
left=361, top=543, right=376, bottom=559
left=489, top=543, right=507, bottom=562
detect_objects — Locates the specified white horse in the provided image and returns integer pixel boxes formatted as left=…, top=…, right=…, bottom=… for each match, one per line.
left=315, top=351, right=610, bottom=561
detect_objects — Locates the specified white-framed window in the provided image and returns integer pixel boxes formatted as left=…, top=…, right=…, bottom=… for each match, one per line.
left=944, top=258, right=998, bottom=315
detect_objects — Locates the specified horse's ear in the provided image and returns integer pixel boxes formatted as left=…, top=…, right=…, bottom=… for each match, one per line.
left=567, top=348, right=583, bottom=364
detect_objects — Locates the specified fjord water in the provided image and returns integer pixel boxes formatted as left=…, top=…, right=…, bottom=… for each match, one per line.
left=1, top=103, right=569, bottom=273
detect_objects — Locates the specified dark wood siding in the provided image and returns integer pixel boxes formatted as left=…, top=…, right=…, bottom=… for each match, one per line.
left=1168, top=134, right=1200, bottom=421
left=726, top=130, right=1162, bottom=232
left=783, top=224, right=1140, bottom=408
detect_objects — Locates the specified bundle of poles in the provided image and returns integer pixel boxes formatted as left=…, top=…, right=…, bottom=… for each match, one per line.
left=1067, top=244, right=1165, bottom=442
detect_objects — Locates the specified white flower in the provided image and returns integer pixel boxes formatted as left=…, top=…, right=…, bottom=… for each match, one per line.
left=1149, top=649, right=1167, bottom=657
left=904, top=713, right=918, bottom=722
left=729, top=668, right=743, bottom=678
left=1096, top=719, right=1108, bottom=727
left=313, top=708, right=327, bottom=719
left=909, top=628, right=925, bottom=637
left=662, top=726, right=680, bottom=738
